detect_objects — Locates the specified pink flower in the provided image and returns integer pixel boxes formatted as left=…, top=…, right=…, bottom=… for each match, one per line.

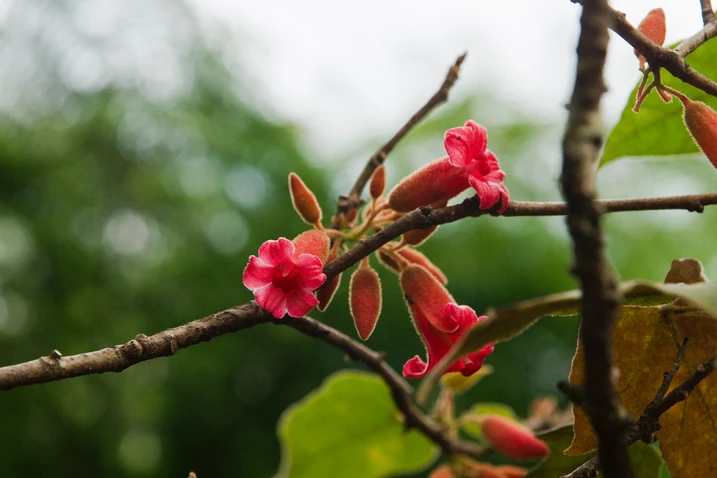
left=243, top=234, right=328, bottom=319
left=444, top=120, right=510, bottom=213
left=400, top=264, right=494, bottom=379
left=403, top=303, right=495, bottom=379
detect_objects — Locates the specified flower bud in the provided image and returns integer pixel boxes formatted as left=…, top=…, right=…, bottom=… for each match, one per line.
left=388, top=157, right=469, bottom=213
left=369, top=165, right=386, bottom=199
left=398, top=248, right=448, bottom=284
left=480, top=415, right=549, bottom=460
left=400, top=264, right=456, bottom=332
left=289, top=172, right=323, bottom=226
left=683, top=99, right=717, bottom=169
left=349, top=264, right=382, bottom=340
left=292, top=229, right=330, bottom=263
left=635, top=8, right=666, bottom=69
left=403, top=225, right=438, bottom=247
left=316, top=248, right=342, bottom=311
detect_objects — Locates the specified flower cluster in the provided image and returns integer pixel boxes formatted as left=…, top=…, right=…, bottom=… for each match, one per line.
left=243, top=120, right=511, bottom=381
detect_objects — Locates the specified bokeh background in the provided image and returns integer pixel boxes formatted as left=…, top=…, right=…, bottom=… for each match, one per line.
left=0, top=0, right=715, bottom=476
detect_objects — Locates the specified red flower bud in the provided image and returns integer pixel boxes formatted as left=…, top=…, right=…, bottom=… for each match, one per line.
left=682, top=99, right=717, bottom=169
left=369, top=165, right=386, bottom=199
left=349, top=263, right=382, bottom=340
left=403, top=225, right=438, bottom=247
left=289, top=173, right=323, bottom=226
left=635, top=8, right=666, bottom=69
left=316, top=248, right=342, bottom=311
left=480, top=415, right=549, bottom=460
left=292, top=229, right=330, bottom=263
left=376, top=248, right=448, bottom=285
left=388, top=157, right=469, bottom=213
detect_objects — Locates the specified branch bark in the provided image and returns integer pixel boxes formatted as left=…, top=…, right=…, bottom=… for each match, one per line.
left=561, top=0, right=633, bottom=477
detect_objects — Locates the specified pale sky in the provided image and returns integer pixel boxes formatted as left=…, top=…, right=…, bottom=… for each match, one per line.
left=188, top=0, right=705, bottom=160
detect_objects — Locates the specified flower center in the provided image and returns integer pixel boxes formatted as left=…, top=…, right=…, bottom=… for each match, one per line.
left=272, top=262, right=302, bottom=293
left=465, top=158, right=491, bottom=177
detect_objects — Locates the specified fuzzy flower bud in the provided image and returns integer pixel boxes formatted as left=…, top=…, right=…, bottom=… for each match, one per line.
left=388, top=157, right=469, bottom=213
left=682, top=98, right=717, bottom=169
left=480, top=415, right=549, bottom=460
left=403, top=225, right=438, bottom=247
left=369, top=165, right=386, bottom=199
left=635, top=8, right=666, bottom=70
left=377, top=248, right=448, bottom=285
left=289, top=172, right=323, bottom=226
left=349, top=263, right=382, bottom=340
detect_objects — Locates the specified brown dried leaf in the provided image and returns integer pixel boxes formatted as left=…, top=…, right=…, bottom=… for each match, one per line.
left=568, top=261, right=717, bottom=478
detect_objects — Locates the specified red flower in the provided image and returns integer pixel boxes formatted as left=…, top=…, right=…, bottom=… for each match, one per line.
left=400, top=264, right=494, bottom=379
left=444, top=120, right=510, bottom=213
left=243, top=233, right=328, bottom=318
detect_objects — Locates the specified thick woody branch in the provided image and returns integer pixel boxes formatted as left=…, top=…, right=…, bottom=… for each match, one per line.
left=331, top=53, right=466, bottom=227
left=562, top=1, right=634, bottom=477
left=565, top=342, right=717, bottom=478
left=597, top=5, right=717, bottom=96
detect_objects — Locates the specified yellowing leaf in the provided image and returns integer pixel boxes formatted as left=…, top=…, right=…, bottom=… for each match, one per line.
left=417, top=270, right=717, bottom=405
left=568, top=262, right=717, bottom=478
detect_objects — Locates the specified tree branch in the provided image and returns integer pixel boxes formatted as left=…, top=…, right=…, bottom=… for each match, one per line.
left=564, top=342, right=717, bottom=478
left=331, top=53, right=466, bottom=228
left=323, top=192, right=717, bottom=283
left=561, top=1, right=634, bottom=477
left=701, top=0, right=716, bottom=26
left=0, top=302, right=486, bottom=460
left=2, top=193, right=716, bottom=391
left=573, top=2, right=717, bottom=97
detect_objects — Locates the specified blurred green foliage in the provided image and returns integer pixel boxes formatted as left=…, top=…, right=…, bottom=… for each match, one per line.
left=0, top=2, right=715, bottom=477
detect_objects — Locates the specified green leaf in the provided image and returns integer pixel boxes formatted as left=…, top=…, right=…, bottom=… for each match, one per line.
left=526, top=426, right=662, bottom=478
left=600, top=39, right=717, bottom=168
left=276, top=371, right=438, bottom=478
left=417, top=275, right=717, bottom=405
left=460, top=402, right=517, bottom=440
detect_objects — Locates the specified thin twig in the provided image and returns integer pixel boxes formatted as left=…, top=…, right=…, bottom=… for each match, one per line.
left=324, top=192, right=717, bottom=282
left=562, top=1, right=634, bottom=477
left=280, top=316, right=486, bottom=459
left=700, top=0, right=716, bottom=25
left=573, top=2, right=717, bottom=97
left=564, top=345, right=717, bottom=478
left=331, top=53, right=466, bottom=228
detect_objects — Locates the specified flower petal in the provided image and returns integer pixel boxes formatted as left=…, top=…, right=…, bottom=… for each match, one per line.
left=468, top=175, right=502, bottom=210
left=242, top=256, right=274, bottom=290
left=295, top=253, right=327, bottom=290
left=402, top=355, right=430, bottom=379
left=254, top=284, right=288, bottom=318
left=285, top=287, right=319, bottom=318
left=444, top=121, right=488, bottom=168
left=258, top=238, right=294, bottom=266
